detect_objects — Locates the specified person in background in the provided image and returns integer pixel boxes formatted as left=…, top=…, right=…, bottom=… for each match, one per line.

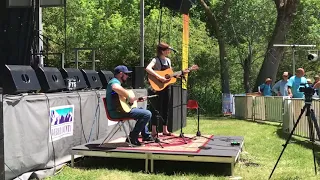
left=272, top=72, right=289, bottom=96
left=307, top=79, right=312, bottom=86
left=258, top=78, right=272, bottom=96
left=313, top=80, right=320, bottom=98
left=312, top=75, right=319, bottom=87
left=287, top=68, right=308, bottom=98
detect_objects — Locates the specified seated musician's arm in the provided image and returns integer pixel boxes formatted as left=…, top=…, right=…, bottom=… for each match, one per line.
left=112, top=84, right=135, bottom=103
left=146, top=59, right=162, bottom=79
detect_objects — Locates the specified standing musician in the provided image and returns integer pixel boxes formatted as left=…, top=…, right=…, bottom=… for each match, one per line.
left=106, top=65, right=153, bottom=146
left=146, top=42, right=189, bottom=137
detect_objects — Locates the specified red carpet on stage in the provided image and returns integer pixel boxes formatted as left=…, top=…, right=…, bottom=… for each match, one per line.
left=103, top=134, right=213, bottom=153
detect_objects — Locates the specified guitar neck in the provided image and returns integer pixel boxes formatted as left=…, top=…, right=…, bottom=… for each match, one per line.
left=172, top=67, right=192, bottom=77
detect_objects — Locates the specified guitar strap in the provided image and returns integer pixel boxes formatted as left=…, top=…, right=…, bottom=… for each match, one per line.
left=156, top=56, right=170, bottom=71
left=148, top=57, right=172, bottom=93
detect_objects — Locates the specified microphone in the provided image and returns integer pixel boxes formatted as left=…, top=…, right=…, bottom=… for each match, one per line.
left=169, top=47, right=178, bottom=53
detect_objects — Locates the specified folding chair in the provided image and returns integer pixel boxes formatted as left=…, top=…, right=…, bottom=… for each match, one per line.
left=99, top=97, right=133, bottom=146
left=187, top=100, right=201, bottom=136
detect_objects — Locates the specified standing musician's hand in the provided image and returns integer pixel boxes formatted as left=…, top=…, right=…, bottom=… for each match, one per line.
left=159, top=76, right=170, bottom=83
left=183, top=69, right=190, bottom=74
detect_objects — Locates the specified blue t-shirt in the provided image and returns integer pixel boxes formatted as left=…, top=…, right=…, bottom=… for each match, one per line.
left=287, top=76, right=307, bottom=98
left=259, top=83, right=272, bottom=96
left=106, top=78, right=122, bottom=118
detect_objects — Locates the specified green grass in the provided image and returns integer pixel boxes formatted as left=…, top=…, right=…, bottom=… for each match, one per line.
left=46, top=117, right=320, bottom=180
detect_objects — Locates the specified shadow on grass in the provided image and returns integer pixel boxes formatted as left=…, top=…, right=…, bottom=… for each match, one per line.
left=73, top=156, right=232, bottom=176
left=276, top=127, right=320, bottom=166
left=201, top=116, right=282, bottom=128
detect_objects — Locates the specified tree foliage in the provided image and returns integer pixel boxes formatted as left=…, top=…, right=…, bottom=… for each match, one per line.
left=42, top=0, right=320, bottom=115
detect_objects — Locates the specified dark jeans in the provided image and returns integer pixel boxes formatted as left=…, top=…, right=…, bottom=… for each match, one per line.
left=110, top=108, right=151, bottom=139
left=148, top=86, right=171, bottom=126
left=128, top=108, right=151, bottom=138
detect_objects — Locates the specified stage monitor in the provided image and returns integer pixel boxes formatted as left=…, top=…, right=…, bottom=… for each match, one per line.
left=160, top=0, right=195, bottom=15
left=3, top=65, right=41, bottom=94
left=7, top=0, right=65, bottom=8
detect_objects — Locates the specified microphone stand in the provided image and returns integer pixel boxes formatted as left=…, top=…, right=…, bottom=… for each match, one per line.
left=146, top=96, right=167, bottom=148
left=179, top=71, right=187, bottom=144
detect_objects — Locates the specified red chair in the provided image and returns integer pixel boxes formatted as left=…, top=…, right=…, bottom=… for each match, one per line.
left=99, top=97, right=133, bottom=146
left=187, top=100, right=201, bottom=136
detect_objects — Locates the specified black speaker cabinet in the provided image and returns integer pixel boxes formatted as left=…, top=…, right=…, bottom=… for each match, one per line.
left=81, top=69, right=102, bottom=89
left=169, top=85, right=187, bottom=132
left=3, top=65, right=41, bottom=94
left=60, top=68, right=87, bottom=90
left=35, top=67, right=66, bottom=92
left=160, top=0, right=194, bottom=15
left=131, top=66, right=145, bottom=89
left=98, top=70, right=114, bottom=89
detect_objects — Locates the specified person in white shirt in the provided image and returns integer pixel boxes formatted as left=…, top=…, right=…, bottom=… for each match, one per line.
left=272, top=72, right=289, bottom=96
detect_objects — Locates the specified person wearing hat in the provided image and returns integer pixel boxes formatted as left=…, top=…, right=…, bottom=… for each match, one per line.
left=287, top=68, right=308, bottom=98
left=312, top=75, right=319, bottom=88
left=146, top=42, right=180, bottom=137
left=272, top=72, right=289, bottom=96
left=312, top=75, right=320, bottom=96
left=258, top=78, right=272, bottom=96
left=313, top=79, right=320, bottom=98
left=307, top=78, right=312, bottom=85
left=106, top=65, right=153, bottom=146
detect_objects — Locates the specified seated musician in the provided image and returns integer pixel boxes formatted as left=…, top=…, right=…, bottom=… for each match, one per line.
left=106, top=65, right=153, bottom=146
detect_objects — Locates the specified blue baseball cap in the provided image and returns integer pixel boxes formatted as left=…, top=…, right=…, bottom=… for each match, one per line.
left=114, top=65, right=132, bottom=75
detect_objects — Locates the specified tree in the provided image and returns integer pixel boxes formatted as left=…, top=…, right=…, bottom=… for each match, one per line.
left=224, top=0, right=276, bottom=92
left=254, top=0, right=300, bottom=89
left=197, top=0, right=230, bottom=93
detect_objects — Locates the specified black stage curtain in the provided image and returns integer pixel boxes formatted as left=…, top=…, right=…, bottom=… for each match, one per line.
left=0, top=2, right=36, bottom=86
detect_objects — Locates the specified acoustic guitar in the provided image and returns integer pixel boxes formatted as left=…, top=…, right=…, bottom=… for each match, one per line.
left=113, top=90, right=157, bottom=113
left=148, top=65, right=199, bottom=91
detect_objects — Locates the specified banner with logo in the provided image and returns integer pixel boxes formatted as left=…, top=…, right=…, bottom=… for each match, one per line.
left=49, top=105, right=74, bottom=142
left=222, top=93, right=234, bottom=116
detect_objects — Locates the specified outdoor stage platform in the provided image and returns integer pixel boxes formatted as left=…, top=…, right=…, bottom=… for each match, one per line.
left=71, top=134, right=244, bottom=175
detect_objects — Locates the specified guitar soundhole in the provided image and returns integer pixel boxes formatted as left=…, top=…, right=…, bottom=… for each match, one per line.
left=165, top=74, right=170, bottom=79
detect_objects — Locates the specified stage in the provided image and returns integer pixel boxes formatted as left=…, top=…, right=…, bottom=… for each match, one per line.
left=71, top=134, right=244, bottom=175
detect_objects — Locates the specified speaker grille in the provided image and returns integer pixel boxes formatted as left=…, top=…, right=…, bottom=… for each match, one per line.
left=3, top=65, right=41, bottom=94
left=81, top=69, right=102, bottom=89
left=60, top=68, right=87, bottom=90
left=98, top=70, right=114, bottom=89
left=35, top=67, right=66, bottom=92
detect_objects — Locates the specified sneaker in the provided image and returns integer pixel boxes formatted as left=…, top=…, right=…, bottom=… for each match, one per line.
left=125, top=137, right=142, bottom=146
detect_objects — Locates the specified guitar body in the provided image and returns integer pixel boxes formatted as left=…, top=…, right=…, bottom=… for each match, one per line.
left=148, top=68, right=177, bottom=91
left=113, top=90, right=137, bottom=113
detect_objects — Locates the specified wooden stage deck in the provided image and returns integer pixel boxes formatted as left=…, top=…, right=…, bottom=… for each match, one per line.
left=71, top=134, right=244, bottom=176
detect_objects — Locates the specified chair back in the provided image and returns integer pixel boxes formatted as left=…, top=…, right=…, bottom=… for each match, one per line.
left=102, top=97, right=131, bottom=121
left=187, top=100, right=199, bottom=109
